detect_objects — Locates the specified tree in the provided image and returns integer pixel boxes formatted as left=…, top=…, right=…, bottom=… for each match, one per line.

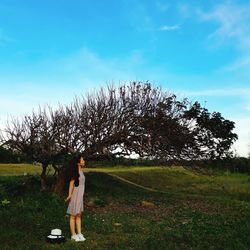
left=0, top=146, right=23, bottom=163
left=1, top=81, right=238, bottom=194
left=0, top=107, right=74, bottom=190
left=183, top=102, right=238, bottom=159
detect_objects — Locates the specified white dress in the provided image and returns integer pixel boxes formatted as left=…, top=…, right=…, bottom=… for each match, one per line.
left=66, top=170, right=85, bottom=216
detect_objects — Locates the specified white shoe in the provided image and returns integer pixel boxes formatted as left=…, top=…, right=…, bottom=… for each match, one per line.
left=77, top=233, right=86, bottom=241
left=71, top=234, right=81, bottom=241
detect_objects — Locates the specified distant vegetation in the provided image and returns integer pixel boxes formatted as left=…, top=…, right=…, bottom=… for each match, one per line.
left=0, top=146, right=24, bottom=163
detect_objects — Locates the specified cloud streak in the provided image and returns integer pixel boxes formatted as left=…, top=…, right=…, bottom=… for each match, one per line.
left=160, top=25, right=180, bottom=31
left=0, top=47, right=148, bottom=121
left=182, top=87, right=250, bottom=97
left=199, top=3, right=250, bottom=41
left=198, top=2, right=250, bottom=72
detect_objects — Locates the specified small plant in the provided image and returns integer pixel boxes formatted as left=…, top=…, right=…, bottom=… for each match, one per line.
left=87, top=196, right=107, bottom=207
left=94, top=197, right=107, bottom=207
left=1, top=198, right=11, bottom=207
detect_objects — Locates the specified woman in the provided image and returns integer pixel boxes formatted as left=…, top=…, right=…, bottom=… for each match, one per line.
left=65, top=154, right=86, bottom=242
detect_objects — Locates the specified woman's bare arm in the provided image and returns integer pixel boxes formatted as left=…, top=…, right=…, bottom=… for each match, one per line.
left=65, top=179, right=75, bottom=202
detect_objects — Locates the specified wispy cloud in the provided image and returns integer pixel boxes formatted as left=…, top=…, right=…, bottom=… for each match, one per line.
left=160, top=25, right=180, bottom=31
left=223, top=55, right=250, bottom=72
left=55, top=47, right=146, bottom=83
left=177, top=3, right=191, bottom=19
left=198, top=2, right=250, bottom=41
left=246, top=104, right=250, bottom=111
left=182, top=87, right=250, bottom=97
left=198, top=2, right=250, bottom=72
left=180, top=87, right=250, bottom=112
left=0, top=47, right=148, bottom=118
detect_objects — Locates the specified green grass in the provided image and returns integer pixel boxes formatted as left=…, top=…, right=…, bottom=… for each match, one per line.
left=0, top=163, right=54, bottom=176
left=4, top=163, right=248, bottom=200
left=106, top=166, right=250, bottom=202
left=0, top=164, right=250, bottom=249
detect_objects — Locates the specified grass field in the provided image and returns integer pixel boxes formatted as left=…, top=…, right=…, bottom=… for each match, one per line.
left=0, top=164, right=250, bottom=249
left=0, top=163, right=54, bottom=176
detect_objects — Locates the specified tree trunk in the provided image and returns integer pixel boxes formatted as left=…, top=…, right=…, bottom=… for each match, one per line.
left=52, top=163, right=59, bottom=176
left=53, top=165, right=68, bottom=196
left=40, top=163, right=47, bottom=191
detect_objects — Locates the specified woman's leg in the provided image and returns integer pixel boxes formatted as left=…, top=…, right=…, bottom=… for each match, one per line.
left=70, top=215, right=76, bottom=235
left=75, top=213, right=82, bottom=234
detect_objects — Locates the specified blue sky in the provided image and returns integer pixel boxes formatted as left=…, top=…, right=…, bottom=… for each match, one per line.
left=0, top=0, right=250, bottom=156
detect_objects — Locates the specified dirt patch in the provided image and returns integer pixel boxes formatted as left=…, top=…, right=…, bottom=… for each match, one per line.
left=86, top=201, right=176, bottom=216
left=86, top=198, right=248, bottom=218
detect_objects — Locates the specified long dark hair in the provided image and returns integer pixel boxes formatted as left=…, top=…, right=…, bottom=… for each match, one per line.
left=68, top=154, right=83, bottom=187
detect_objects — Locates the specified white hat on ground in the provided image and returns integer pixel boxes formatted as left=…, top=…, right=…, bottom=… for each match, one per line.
left=46, top=228, right=66, bottom=244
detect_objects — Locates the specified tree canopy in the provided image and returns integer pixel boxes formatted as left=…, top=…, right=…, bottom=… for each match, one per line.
left=0, top=82, right=238, bottom=190
left=1, top=81, right=238, bottom=162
